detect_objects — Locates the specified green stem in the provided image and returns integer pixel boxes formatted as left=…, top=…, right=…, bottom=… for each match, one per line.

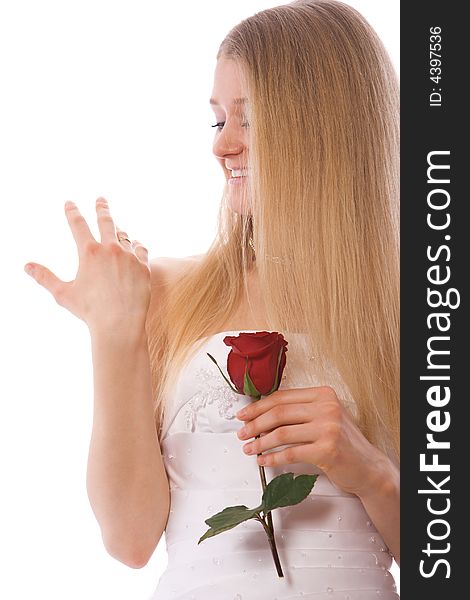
left=256, top=513, right=284, bottom=578
left=255, top=432, right=284, bottom=578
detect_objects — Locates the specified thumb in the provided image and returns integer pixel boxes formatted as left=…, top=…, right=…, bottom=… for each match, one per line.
left=24, top=263, right=66, bottom=300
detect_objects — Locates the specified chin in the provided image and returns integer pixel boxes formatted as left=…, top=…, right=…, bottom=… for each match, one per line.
left=226, top=181, right=252, bottom=215
left=228, top=196, right=252, bottom=216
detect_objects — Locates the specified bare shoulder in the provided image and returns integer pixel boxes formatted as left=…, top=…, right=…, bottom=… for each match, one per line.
left=149, top=253, right=205, bottom=289
left=147, top=255, right=206, bottom=323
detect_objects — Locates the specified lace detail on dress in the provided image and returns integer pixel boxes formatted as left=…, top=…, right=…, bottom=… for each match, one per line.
left=183, top=366, right=242, bottom=432
left=160, top=330, right=360, bottom=441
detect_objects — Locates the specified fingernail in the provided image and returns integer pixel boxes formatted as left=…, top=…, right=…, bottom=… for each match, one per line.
left=236, top=408, right=247, bottom=418
left=24, top=264, right=34, bottom=275
left=238, top=427, right=247, bottom=439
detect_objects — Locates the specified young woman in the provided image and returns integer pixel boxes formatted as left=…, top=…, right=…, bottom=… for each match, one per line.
left=25, top=1, right=399, bottom=598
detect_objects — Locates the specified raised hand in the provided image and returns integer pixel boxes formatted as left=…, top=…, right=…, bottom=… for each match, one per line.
left=24, top=197, right=151, bottom=334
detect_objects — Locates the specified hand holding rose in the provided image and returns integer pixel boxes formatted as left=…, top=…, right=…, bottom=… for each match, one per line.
left=198, top=331, right=398, bottom=575
left=198, top=331, right=400, bottom=570
left=236, top=385, right=394, bottom=499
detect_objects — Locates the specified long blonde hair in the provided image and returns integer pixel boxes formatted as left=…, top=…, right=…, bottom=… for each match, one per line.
left=146, top=0, right=400, bottom=461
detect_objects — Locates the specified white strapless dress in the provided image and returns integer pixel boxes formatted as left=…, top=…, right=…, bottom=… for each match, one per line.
left=148, top=331, right=399, bottom=599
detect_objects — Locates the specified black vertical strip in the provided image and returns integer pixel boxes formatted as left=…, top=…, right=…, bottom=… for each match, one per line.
left=401, top=1, right=465, bottom=597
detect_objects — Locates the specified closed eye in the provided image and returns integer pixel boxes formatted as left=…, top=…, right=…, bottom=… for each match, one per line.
left=211, top=120, right=250, bottom=131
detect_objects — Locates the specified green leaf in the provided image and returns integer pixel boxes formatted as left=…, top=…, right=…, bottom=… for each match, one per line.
left=262, top=472, right=318, bottom=512
left=243, top=356, right=261, bottom=397
left=198, top=503, right=264, bottom=544
left=207, top=353, right=240, bottom=394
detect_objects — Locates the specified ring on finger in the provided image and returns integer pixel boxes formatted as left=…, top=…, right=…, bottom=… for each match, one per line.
left=117, top=231, right=132, bottom=244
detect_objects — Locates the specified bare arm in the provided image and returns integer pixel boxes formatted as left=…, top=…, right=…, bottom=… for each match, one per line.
left=25, top=199, right=175, bottom=569
left=86, top=256, right=202, bottom=567
left=358, top=457, right=400, bottom=566
left=86, top=323, right=169, bottom=568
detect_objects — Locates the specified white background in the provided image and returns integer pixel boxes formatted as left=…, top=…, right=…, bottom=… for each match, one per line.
left=1, top=1, right=399, bottom=598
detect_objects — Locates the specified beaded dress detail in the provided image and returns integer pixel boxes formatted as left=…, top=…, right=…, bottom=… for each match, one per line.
left=148, top=331, right=398, bottom=599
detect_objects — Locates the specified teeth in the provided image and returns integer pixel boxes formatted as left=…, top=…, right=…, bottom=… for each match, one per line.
left=231, top=169, right=248, bottom=178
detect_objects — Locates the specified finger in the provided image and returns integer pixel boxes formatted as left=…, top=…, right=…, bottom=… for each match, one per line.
left=64, top=200, right=96, bottom=255
left=257, top=442, right=314, bottom=467
left=96, top=197, right=118, bottom=244
left=115, top=225, right=133, bottom=250
left=24, top=262, right=67, bottom=300
left=132, top=240, right=149, bottom=264
left=237, top=402, right=313, bottom=440
left=242, top=423, right=313, bottom=455
left=236, top=387, right=324, bottom=421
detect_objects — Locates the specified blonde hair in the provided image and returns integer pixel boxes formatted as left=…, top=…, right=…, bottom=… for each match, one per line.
left=146, top=0, right=400, bottom=461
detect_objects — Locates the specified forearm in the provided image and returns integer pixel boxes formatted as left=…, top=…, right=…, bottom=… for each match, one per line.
left=358, top=458, right=400, bottom=565
left=86, top=324, right=169, bottom=565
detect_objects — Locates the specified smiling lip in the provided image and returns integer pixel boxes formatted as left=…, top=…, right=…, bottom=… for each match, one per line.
left=228, top=175, right=247, bottom=185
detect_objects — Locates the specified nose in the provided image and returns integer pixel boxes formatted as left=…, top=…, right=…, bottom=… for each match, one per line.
left=213, top=119, right=247, bottom=164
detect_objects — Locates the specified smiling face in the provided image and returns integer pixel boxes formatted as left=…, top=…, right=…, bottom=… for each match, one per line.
left=210, top=56, right=252, bottom=215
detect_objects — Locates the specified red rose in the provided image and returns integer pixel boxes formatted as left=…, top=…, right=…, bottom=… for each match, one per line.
left=223, top=331, right=288, bottom=397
